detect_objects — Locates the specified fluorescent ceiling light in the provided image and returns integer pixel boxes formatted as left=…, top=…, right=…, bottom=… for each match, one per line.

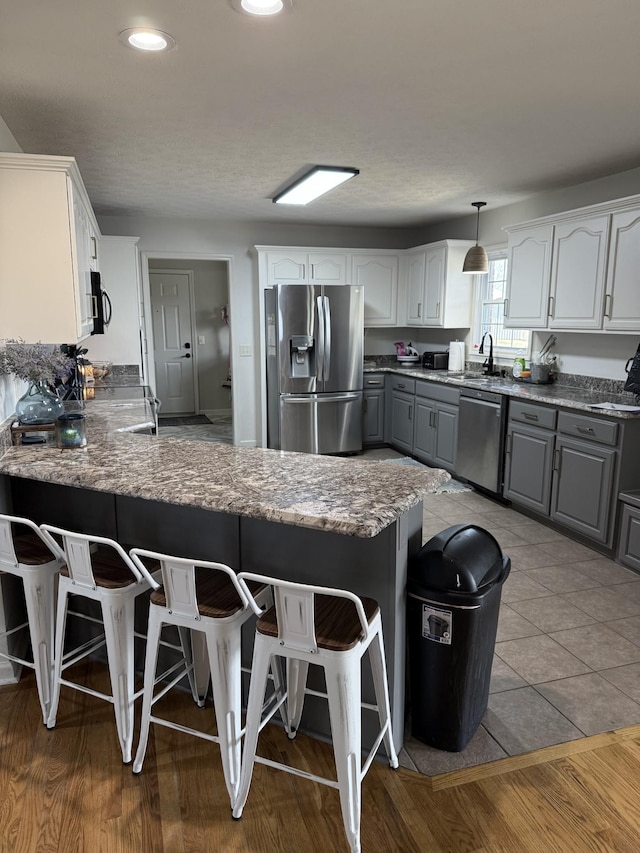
left=230, top=0, right=293, bottom=15
left=273, top=166, right=360, bottom=205
left=119, top=28, right=176, bottom=52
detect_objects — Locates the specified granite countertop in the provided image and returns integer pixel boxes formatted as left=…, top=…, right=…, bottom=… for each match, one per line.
left=0, top=394, right=449, bottom=539
left=365, top=365, right=640, bottom=418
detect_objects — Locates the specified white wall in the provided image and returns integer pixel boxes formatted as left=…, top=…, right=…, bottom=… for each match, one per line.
left=0, top=117, right=21, bottom=154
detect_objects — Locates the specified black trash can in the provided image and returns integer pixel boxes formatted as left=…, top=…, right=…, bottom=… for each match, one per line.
left=407, top=524, right=511, bottom=752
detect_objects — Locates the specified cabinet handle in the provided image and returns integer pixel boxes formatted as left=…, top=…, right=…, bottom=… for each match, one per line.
left=503, top=298, right=509, bottom=318
left=90, top=236, right=98, bottom=260
left=577, top=426, right=595, bottom=435
left=418, top=302, right=422, bottom=318
left=506, top=433, right=512, bottom=456
left=553, top=448, right=560, bottom=472
left=408, top=408, right=412, bottom=421
left=366, top=380, right=382, bottom=386
left=548, top=295, right=554, bottom=318
left=436, top=301, right=440, bottom=318
left=363, top=399, right=368, bottom=414
left=604, top=293, right=613, bottom=318
left=398, top=383, right=406, bottom=389
left=523, top=412, right=539, bottom=421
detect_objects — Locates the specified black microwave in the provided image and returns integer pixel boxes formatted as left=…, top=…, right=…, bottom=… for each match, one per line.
left=90, top=271, right=112, bottom=335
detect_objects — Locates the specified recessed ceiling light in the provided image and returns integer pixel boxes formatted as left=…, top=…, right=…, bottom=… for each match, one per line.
left=230, top=0, right=292, bottom=16
left=273, top=166, right=360, bottom=205
left=119, top=28, right=176, bottom=52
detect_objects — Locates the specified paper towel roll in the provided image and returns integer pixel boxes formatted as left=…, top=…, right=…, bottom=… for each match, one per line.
left=448, top=341, right=465, bottom=372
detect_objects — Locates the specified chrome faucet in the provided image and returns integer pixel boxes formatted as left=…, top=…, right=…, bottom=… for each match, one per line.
left=479, top=332, right=494, bottom=375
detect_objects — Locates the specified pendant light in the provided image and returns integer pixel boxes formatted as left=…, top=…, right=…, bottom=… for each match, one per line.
left=462, top=202, right=488, bottom=274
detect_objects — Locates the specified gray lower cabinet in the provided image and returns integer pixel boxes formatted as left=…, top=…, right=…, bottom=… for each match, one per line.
left=618, top=493, right=640, bottom=571
left=504, top=401, right=640, bottom=551
left=504, top=424, right=555, bottom=513
left=504, top=406, right=555, bottom=514
left=363, top=373, right=386, bottom=445
left=390, top=390, right=414, bottom=453
left=413, top=398, right=458, bottom=471
left=550, top=436, right=616, bottom=543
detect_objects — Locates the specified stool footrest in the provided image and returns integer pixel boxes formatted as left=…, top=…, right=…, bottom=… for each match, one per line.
left=254, top=754, right=340, bottom=790
left=147, top=714, right=222, bottom=746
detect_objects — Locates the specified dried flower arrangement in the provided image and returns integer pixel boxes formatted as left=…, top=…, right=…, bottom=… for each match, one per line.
left=0, top=339, right=75, bottom=386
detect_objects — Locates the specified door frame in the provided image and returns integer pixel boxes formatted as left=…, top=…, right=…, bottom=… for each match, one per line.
left=149, top=267, right=199, bottom=415
left=140, top=252, right=235, bottom=431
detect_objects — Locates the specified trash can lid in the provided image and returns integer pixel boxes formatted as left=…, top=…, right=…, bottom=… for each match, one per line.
left=409, top=524, right=505, bottom=593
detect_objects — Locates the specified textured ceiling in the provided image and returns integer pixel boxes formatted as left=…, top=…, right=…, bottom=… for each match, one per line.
left=1, top=0, right=640, bottom=228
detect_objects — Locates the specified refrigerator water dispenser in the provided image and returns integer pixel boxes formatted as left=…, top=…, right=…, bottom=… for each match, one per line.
left=289, top=335, right=316, bottom=378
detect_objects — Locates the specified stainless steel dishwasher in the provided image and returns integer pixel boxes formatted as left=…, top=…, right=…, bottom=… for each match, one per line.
left=456, top=388, right=507, bottom=495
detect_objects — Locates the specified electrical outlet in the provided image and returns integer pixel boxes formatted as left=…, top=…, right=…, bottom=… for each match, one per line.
left=198, top=336, right=205, bottom=345
left=239, top=345, right=252, bottom=357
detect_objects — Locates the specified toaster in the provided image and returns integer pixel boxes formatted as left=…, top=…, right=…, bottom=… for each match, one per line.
left=422, top=351, right=449, bottom=370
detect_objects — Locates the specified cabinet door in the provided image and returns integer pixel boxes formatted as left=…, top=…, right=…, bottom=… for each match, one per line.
left=549, top=215, right=610, bottom=329
left=390, top=390, right=414, bottom=454
left=505, top=225, right=553, bottom=329
left=434, top=403, right=458, bottom=470
left=423, top=246, right=445, bottom=326
left=604, top=208, right=640, bottom=331
left=267, top=252, right=308, bottom=284
left=72, top=193, right=96, bottom=340
left=353, top=254, right=399, bottom=326
left=308, top=253, right=348, bottom=284
left=413, top=397, right=436, bottom=462
left=363, top=388, right=385, bottom=444
left=405, top=253, right=426, bottom=324
left=503, top=423, right=555, bottom=514
left=550, top=436, right=616, bottom=543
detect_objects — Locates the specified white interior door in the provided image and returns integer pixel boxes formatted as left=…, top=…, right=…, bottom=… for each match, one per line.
left=150, top=271, right=195, bottom=415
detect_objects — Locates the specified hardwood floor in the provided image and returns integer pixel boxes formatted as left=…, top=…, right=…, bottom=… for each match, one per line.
left=2, top=667, right=640, bottom=852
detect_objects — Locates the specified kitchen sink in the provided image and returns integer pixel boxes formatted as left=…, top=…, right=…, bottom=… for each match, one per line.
left=446, top=374, right=494, bottom=382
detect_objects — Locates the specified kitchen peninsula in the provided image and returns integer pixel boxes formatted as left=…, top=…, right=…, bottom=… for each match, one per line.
left=0, top=391, right=449, bottom=752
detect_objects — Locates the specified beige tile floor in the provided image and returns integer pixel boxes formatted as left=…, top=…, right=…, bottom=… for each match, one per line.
left=413, top=480, right=640, bottom=775
left=361, top=448, right=640, bottom=776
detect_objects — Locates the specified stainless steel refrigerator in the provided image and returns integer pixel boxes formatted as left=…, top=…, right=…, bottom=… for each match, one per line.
left=265, top=284, right=364, bottom=454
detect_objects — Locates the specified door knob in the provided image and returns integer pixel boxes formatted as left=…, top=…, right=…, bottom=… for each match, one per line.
left=181, top=353, right=191, bottom=359
left=184, top=343, right=191, bottom=349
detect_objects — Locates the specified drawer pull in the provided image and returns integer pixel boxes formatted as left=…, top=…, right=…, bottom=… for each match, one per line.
left=397, top=383, right=406, bottom=389
left=577, top=426, right=595, bottom=435
left=366, top=380, right=382, bottom=386
left=523, top=412, right=539, bottom=421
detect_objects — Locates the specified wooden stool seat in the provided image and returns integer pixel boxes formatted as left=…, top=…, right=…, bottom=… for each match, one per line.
left=257, top=594, right=379, bottom=651
left=151, top=571, right=265, bottom=618
left=13, top=529, right=59, bottom=565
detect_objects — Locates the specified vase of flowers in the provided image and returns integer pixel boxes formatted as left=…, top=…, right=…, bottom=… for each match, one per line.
left=0, top=339, right=74, bottom=425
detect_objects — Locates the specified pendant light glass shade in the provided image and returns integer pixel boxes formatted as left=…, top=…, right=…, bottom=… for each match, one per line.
left=462, top=202, right=488, bottom=274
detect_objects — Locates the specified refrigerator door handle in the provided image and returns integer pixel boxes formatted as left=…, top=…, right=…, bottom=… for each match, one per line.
left=316, top=294, right=326, bottom=381
left=282, top=392, right=361, bottom=404
left=323, top=295, right=331, bottom=382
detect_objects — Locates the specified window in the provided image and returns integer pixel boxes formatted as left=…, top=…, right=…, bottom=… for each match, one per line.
left=473, top=251, right=530, bottom=360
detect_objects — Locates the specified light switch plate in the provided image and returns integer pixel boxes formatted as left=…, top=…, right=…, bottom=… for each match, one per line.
left=239, top=345, right=252, bottom=356
left=198, top=336, right=205, bottom=345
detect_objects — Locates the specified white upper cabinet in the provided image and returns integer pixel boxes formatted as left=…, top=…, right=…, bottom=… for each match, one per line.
left=549, top=214, right=610, bottom=330
left=0, top=153, right=100, bottom=344
left=604, top=208, right=640, bottom=331
left=504, top=224, right=554, bottom=329
left=352, top=254, right=399, bottom=326
left=404, top=241, right=473, bottom=328
left=505, top=195, right=640, bottom=333
left=265, top=250, right=348, bottom=285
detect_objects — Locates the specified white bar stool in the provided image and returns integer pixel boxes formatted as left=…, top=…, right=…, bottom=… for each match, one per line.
left=232, top=573, right=399, bottom=853
left=129, top=549, right=275, bottom=809
left=0, top=514, right=65, bottom=724
left=39, top=525, right=160, bottom=764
